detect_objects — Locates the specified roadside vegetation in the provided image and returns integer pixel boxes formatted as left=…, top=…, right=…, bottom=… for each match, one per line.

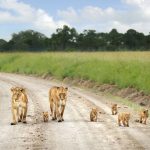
left=0, top=52, right=150, bottom=94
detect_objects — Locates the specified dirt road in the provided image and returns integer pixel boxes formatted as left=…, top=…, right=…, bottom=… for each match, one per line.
left=0, top=73, right=149, bottom=150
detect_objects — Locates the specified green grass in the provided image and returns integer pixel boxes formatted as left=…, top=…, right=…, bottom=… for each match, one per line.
left=108, top=94, right=143, bottom=112
left=0, top=52, right=150, bottom=94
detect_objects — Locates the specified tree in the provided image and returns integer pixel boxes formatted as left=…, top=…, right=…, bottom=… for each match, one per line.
left=0, top=26, right=149, bottom=51
left=96, top=32, right=108, bottom=50
left=0, top=39, right=7, bottom=51
left=124, top=29, right=145, bottom=50
left=145, top=34, right=150, bottom=49
left=77, top=30, right=99, bottom=50
left=106, top=29, right=124, bottom=50
left=51, top=25, right=78, bottom=50
left=10, top=30, right=47, bottom=51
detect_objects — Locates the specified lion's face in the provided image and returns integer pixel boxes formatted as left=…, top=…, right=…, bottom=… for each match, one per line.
left=143, top=109, right=149, bottom=117
left=11, top=87, right=22, bottom=101
left=125, top=113, right=130, bottom=120
left=58, top=87, right=68, bottom=100
left=114, top=104, right=117, bottom=107
left=92, top=108, right=98, bottom=115
left=112, top=104, right=117, bottom=110
left=11, top=87, right=26, bottom=101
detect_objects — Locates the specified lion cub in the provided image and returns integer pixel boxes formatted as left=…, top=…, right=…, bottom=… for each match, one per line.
left=111, top=104, right=118, bottom=115
left=118, top=112, right=130, bottom=127
left=43, top=112, right=49, bottom=122
left=90, top=108, right=98, bottom=122
left=139, top=109, right=149, bottom=124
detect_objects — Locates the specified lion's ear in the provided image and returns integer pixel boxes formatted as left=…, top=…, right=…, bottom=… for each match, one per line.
left=144, top=110, right=148, bottom=114
left=20, top=88, right=25, bottom=92
left=11, top=87, right=14, bottom=92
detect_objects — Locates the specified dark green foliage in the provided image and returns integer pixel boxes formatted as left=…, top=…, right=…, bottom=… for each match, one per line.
left=0, top=39, right=8, bottom=51
left=0, top=25, right=150, bottom=51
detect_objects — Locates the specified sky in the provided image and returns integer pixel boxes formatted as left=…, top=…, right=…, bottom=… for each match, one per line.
left=0, top=0, right=150, bottom=41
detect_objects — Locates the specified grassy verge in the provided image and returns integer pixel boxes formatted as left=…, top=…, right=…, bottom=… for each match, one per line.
left=0, top=52, right=150, bottom=94
left=107, top=94, right=142, bottom=111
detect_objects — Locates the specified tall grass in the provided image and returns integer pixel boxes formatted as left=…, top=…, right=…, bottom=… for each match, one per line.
left=0, top=52, right=150, bottom=93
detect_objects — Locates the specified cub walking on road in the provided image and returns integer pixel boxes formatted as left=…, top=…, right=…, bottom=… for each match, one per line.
left=90, top=108, right=98, bottom=122
left=43, top=112, right=49, bottom=122
left=11, top=87, right=28, bottom=125
left=139, top=109, right=149, bottom=124
left=118, top=112, right=130, bottom=127
left=111, top=104, right=118, bottom=115
left=49, top=86, right=68, bottom=122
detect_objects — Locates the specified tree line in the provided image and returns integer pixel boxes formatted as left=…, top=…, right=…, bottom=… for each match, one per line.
left=0, top=25, right=150, bottom=51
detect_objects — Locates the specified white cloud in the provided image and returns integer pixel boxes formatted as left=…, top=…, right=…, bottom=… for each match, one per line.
left=0, top=0, right=34, bottom=23
left=58, top=0, right=150, bottom=34
left=0, top=0, right=150, bottom=39
left=33, top=9, right=69, bottom=33
left=0, top=0, right=69, bottom=36
left=58, top=6, right=117, bottom=24
left=122, top=0, right=145, bottom=5
left=80, top=6, right=116, bottom=23
left=122, top=0, right=150, bottom=13
left=0, top=11, right=15, bottom=23
left=57, top=7, right=78, bottom=23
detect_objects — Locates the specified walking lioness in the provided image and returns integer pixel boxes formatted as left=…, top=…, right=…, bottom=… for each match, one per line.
left=11, top=87, right=28, bottom=125
left=49, top=86, right=68, bottom=122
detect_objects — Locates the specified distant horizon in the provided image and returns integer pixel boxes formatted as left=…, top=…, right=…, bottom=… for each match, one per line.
left=1, top=26, right=149, bottom=42
left=0, top=0, right=150, bottom=41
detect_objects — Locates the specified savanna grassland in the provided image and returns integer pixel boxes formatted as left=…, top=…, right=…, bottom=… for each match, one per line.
left=0, top=52, right=150, bottom=94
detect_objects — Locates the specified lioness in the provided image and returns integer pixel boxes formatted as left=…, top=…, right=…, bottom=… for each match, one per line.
left=111, top=104, right=118, bottom=115
left=90, top=108, right=98, bottom=122
left=118, top=112, right=130, bottom=127
left=139, top=109, right=149, bottom=124
left=43, top=112, right=49, bottom=122
left=11, top=87, right=28, bottom=125
left=49, top=86, right=68, bottom=122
